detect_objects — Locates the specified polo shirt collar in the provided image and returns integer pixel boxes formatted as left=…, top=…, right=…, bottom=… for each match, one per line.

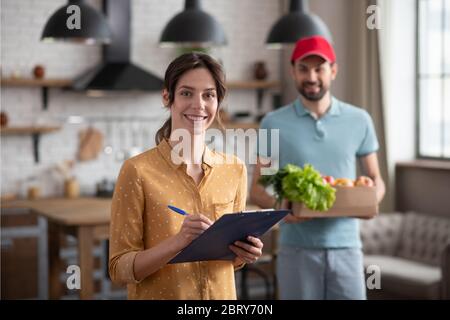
left=294, top=96, right=341, bottom=118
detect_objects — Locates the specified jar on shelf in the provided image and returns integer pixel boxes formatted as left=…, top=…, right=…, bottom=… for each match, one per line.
left=253, top=61, right=268, bottom=80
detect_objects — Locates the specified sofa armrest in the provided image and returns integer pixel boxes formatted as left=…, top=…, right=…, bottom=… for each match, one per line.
left=442, top=242, right=450, bottom=299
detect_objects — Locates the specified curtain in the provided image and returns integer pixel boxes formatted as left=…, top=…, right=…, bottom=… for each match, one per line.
left=346, top=0, right=391, bottom=212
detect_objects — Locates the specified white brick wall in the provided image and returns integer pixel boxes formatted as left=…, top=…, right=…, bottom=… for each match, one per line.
left=1, top=0, right=281, bottom=197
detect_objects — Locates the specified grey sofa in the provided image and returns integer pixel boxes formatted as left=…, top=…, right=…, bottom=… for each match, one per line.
left=360, top=212, right=450, bottom=299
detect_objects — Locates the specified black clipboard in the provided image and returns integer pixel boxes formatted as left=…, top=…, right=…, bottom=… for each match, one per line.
left=169, top=209, right=290, bottom=264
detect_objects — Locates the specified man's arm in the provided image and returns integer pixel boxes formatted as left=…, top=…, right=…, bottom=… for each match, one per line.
left=359, top=153, right=385, bottom=203
left=250, top=157, right=276, bottom=209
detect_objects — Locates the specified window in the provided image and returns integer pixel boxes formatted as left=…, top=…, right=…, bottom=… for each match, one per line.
left=417, top=0, right=450, bottom=159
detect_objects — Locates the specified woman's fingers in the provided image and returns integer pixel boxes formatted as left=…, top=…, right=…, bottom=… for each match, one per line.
left=188, top=214, right=213, bottom=225
left=229, top=245, right=258, bottom=263
left=246, top=236, right=263, bottom=248
left=234, top=239, right=262, bottom=254
left=183, top=214, right=212, bottom=231
left=178, top=214, right=214, bottom=245
left=229, top=236, right=263, bottom=263
left=228, top=245, right=254, bottom=262
left=185, top=214, right=212, bottom=225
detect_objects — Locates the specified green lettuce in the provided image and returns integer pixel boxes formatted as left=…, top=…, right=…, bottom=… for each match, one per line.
left=259, top=163, right=336, bottom=211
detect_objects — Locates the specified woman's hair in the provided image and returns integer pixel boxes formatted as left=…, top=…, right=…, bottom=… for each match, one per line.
left=155, top=52, right=227, bottom=145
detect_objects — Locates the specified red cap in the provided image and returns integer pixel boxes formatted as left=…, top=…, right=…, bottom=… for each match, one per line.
left=291, top=36, right=336, bottom=63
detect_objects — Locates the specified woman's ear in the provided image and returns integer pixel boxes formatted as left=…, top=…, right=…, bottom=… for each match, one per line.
left=162, top=89, right=170, bottom=107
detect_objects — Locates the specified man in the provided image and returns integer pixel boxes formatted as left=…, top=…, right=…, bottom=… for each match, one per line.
left=251, top=36, right=385, bottom=300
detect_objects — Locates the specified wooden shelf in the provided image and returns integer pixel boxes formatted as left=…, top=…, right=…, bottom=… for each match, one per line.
left=1, top=77, right=72, bottom=87
left=227, top=80, right=280, bottom=90
left=1, top=126, right=61, bottom=135
left=1, top=78, right=72, bottom=110
left=226, top=81, right=280, bottom=116
left=1, top=126, right=61, bottom=163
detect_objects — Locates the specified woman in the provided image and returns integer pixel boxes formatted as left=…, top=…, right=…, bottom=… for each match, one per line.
left=109, top=53, right=263, bottom=299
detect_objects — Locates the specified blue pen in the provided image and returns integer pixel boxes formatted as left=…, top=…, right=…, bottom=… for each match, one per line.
left=168, top=205, right=189, bottom=216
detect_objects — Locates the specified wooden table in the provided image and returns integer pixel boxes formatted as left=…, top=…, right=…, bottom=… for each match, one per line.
left=1, top=199, right=268, bottom=300
left=2, top=197, right=111, bottom=299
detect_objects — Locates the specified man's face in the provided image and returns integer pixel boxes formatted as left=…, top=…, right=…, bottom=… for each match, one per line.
left=291, top=55, right=338, bottom=102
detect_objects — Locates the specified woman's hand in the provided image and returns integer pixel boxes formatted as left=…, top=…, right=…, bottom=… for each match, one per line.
left=175, top=214, right=213, bottom=248
left=229, top=236, right=263, bottom=264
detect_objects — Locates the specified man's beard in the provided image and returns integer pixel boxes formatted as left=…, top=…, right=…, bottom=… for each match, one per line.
left=297, top=81, right=328, bottom=101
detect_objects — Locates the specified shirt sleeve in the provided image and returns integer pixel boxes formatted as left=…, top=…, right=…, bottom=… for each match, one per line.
left=356, top=112, right=380, bottom=157
left=109, top=160, right=145, bottom=284
left=233, top=163, right=248, bottom=212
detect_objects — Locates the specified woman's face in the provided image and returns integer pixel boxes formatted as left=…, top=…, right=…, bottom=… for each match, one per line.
left=164, top=68, right=218, bottom=136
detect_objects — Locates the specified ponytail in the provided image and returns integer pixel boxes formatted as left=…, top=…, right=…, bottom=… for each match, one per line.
left=155, top=117, right=172, bottom=145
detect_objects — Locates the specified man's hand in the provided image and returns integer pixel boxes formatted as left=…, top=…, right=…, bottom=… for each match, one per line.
left=359, top=153, right=385, bottom=203
left=283, top=213, right=312, bottom=224
left=280, top=199, right=312, bottom=224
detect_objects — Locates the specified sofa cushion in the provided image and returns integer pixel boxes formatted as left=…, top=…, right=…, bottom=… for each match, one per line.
left=397, top=212, right=450, bottom=266
left=360, top=213, right=403, bottom=256
left=364, top=255, right=441, bottom=299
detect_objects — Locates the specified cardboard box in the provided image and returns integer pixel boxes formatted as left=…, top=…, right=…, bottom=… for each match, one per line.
left=292, top=186, right=378, bottom=218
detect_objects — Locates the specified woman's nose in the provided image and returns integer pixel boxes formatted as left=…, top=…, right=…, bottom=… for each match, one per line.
left=192, top=95, right=206, bottom=110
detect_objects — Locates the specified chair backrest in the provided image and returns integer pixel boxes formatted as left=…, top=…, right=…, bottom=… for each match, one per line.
left=360, top=213, right=404, bottom=256
left=397, top=212, right=450, bottom=266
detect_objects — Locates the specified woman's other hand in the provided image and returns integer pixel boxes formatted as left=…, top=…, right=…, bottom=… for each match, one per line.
left=230, top=236, right=263, bottom=264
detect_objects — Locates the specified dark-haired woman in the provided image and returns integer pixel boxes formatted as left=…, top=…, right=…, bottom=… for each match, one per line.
left=109, top=53, right=263, bottom=299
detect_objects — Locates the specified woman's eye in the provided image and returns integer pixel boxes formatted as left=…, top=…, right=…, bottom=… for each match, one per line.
left=180, top=91, right=191, bottom=97
left=204, top=92, right=216, bottom=99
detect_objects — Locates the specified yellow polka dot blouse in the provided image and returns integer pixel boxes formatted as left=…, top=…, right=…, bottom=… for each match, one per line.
left=109, top=139, right=247, bottom=299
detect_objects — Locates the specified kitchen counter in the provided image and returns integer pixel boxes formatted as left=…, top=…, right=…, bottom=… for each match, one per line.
left=2, top=197, right=111, bottom=226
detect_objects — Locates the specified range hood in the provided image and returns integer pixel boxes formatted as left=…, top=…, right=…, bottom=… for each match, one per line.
left=72, top=0, right=163, bottom=92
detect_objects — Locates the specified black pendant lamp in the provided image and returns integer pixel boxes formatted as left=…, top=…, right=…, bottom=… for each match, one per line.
left=41, top=0, right=111, bottom=44
left=159, top=0, right=227, bottom=48
left=266, top=0, right=332, bottom=48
